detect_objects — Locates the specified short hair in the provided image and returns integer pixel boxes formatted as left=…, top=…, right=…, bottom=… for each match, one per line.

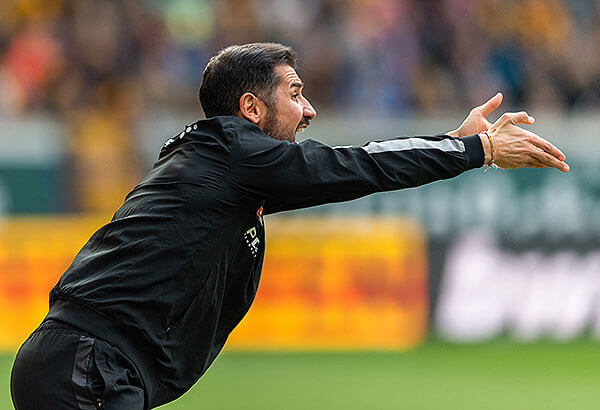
left=199, top=42, right=297, bottom=117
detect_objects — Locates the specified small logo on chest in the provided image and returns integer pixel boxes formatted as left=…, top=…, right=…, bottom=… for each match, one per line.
left=243, top=206, right=264, bottom=258
left=244, top=227, right=260, bottom=257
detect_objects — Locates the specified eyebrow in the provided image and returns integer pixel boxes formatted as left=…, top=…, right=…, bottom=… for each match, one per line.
left=290, top=81, right=304, bottom=90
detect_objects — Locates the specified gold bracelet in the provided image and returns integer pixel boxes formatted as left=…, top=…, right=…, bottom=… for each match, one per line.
left=480, top=131, right=500, bottom=172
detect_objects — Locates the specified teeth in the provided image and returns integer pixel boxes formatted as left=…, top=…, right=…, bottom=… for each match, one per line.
left=296, top=127, right=305, bottom=133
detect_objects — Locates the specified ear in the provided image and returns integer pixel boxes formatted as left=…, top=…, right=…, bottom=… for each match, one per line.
left=238, top=92, right=264, bottom=125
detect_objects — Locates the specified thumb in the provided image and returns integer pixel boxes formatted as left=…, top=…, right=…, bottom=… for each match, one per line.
left=478, top=92, right=503, bottom=117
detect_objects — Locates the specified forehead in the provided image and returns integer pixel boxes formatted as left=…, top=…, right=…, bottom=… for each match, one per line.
left=275, top=64, right=302, bottom=88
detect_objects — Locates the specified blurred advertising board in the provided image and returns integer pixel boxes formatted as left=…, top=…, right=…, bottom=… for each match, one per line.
left=435, top=230, right=600, bottom=342
left=0, top=216, right=104, bottom=351
left=423, top=163, right=600, bottom=342
left=229, top=217, right=427, bottom=350
left=366, top=159, right=600, bottom=342
left=288, top=148, right=599, bottom=342
left=0, top=215, right=427, bottom=352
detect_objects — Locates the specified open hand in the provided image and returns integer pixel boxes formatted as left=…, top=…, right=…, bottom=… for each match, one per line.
left=448, top=92, right=569, bottom=173
left=485, top=112, right=569, bottom=173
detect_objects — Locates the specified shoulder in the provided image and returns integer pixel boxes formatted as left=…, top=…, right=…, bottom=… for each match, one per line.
left=190, top=116, right=276, bottom=148
left=214, top=116, right=267, bottom=143
left=215, top=117, right=294, bottom=155
left=159, top=117, right=255, bottom=155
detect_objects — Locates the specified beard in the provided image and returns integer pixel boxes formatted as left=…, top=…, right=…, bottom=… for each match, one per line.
left=262, top=109, right=311, bottom=143
left=262, top=105, right=295, bottom=142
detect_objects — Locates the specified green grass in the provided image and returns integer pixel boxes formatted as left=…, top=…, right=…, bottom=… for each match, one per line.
left=4, top=341, right=599, bottom=409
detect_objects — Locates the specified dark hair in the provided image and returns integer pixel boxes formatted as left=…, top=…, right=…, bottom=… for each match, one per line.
left=198, top=42, right=297, bottom=117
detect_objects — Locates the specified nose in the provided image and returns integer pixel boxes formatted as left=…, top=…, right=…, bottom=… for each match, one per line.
left=302, top=97, right=316, bottom=120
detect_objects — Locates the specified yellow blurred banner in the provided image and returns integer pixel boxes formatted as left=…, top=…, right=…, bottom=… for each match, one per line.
left=0, top=215, right=427, bottom=352
left=229, top=217, right=427, bottom=350
left=0, top=215, right=108, bottom=352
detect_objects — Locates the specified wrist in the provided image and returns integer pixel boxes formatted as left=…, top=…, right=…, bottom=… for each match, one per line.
left=461, top=134, right=487, bottom=169
left=446, top=129, right=461, bottom=138
left=479, top=131, right=492, bottom=164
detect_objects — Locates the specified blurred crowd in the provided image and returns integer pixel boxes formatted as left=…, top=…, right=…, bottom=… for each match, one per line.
left=1, top=0, right=599, bottom=211
left=2, top=0, right=600, bottom=116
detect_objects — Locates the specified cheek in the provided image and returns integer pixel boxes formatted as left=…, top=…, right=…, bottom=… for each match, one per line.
left=282, top=102, right=303, bottom=124
left=293, top=103, right=304, bottom=121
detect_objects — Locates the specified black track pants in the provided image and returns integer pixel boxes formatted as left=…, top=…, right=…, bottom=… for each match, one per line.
left=11, top=320, right=146, bottom=410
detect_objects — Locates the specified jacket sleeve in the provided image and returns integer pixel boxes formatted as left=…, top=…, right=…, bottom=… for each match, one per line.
left=229, top=122, right=484, bottom=214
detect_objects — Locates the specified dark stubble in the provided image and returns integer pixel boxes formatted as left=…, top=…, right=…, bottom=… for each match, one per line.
left=261, top=100, right=293, bottom=142
left=262, top=106, right=311, bottom=143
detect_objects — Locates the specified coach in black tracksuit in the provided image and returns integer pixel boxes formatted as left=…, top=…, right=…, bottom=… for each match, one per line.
left=10, top=43, right=569, bottom=409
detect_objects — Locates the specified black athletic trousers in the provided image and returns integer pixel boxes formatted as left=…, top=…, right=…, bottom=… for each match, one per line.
left=11, top=320, right=146, bottom=409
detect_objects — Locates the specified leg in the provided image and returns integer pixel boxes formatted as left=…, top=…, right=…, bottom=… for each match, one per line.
left=11, top=321, right=145, bottom=410
left=11, top=323, right=100, bottom=409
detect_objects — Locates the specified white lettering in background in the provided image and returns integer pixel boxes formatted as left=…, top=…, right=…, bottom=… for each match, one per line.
left=435, top=230, right=600, bottom=342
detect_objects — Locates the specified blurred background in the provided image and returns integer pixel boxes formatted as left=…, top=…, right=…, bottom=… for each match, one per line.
left=1, top=0, right=599, bottom=409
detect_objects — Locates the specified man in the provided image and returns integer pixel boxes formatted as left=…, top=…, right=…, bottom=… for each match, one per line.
left=10, top=42, right=569, bottom=409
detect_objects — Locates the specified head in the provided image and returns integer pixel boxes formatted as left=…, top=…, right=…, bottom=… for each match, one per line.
left=198, top=42, right=316, bottom=142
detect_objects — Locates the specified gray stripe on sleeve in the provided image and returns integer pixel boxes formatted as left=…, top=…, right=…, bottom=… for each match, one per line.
left=359, top=138, right=465, bottom=154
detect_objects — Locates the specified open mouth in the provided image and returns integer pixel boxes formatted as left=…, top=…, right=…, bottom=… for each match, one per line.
left=296, top=119, right=310, bottom=133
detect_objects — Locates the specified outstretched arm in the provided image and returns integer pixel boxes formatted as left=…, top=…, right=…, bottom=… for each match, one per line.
left=229, top=97, right=568, bottom=215
left=229, top=122, right=483, bottom=215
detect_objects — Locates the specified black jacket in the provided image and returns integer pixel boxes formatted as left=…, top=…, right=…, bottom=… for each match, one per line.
left=47, top=116, right=483, bottom=407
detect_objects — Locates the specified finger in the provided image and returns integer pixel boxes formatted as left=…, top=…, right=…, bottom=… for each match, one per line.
left=477, top=92, right=503, bottom=117
left=531, top=148, right=570, bottom=173
left=528, top=133, right=566, bottom=161
left=530, top=157, right=570, bottom=172
left=503, top=111, right=535, bottom=125
left=498, top=111, right=535, bottom=126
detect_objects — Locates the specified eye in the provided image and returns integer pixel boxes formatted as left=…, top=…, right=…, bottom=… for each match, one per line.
left=292, top=93, right=300, bottom=101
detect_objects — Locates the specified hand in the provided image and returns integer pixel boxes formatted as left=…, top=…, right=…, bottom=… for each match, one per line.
left=484, top=112, right=570, bottom=173
left=447, top=93, right=503, bottom=138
